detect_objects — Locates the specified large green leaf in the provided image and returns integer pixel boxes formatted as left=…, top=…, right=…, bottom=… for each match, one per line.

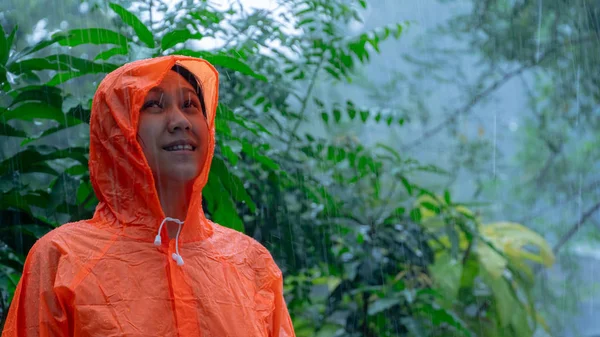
left=0, top=147, right=88, bottom=176
left=109, top=3, right=155, bottom=48
left=416, top=303, right=472, bottom=337
left=20, top=123, right=83, bottom=146
left=211, top=157, right=257, bottom=212
left=53, top=28, right=130, bottom=47
left=367, top=297, right=401, bottom=315
left=1, top=102, right=82, bottom=125
left=8, top=54, right=119, bottom=77
left=430, top=252, right=462, bottom=304
left=178, top=49, right=267, bottom=81
left=9, top=86, right=63, bottom=108
left=0, top=224, right=53, bottom=240
left=481, top=270, right=525, bottom=331
left=203, top=174, right=244, bottom=232
left=0, top=123, right=27, bottom=137
left=17, top=35, right=67, bottom=57
left=94, top=46, right=129, bottom=60
left=161, top=29, right=202, bottom=51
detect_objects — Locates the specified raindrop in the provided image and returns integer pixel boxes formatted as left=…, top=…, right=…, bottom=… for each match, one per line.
left=79, top=2, right=90, bottom=14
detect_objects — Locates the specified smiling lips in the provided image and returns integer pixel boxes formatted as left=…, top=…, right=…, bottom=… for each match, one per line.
left=163, top=140, right=197, bottom=152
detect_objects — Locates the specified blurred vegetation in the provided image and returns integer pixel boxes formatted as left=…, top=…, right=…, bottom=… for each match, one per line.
left=0, top=0, right=572, bottom=336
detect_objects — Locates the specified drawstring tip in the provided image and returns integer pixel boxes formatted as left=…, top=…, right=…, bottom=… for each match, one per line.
left=172, top=253, right=184, bottom=266
left=154, top=235, right=162, bottom=246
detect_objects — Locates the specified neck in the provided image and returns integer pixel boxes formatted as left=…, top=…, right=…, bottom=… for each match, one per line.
left=155, top=178, right=194, bottom=238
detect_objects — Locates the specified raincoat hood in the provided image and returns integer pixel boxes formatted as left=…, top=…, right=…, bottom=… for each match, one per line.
left=90, top=55, right=218, bottom=243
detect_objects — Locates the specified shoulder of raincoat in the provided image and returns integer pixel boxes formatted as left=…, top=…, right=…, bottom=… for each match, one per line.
left=2, top=55, right=295, bottom=337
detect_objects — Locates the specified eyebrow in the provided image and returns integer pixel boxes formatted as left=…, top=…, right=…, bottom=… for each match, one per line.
left=181, top=87, right=198, bottom=98
left=146, top=87, right=198, bottom=97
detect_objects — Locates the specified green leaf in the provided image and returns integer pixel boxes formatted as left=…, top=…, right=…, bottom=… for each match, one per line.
left=10, top=86, right=63, bottom=108
left=211, top=157, right=256, bottom=212
left=8, top=57, right=70, bottom=74
left=0, top=24, right=9, bottom=65
left=53, top=28, right=130, bottom=47
left=2, top=102, right=81, bottom=125
left=109, top=3, right=155, bottom=48
left=481, top=270, right=518, bottom=328
left=179, top=49, right=266, bottom=81
left=254, top=96, right=266, bottom=105
left=217, top=104, right=271, bottom=136
left=0, top=224, right=53, bottom=239
left=421, top=201, right=441, bottom=214
left=76, top=180, right=94, bottom=205
left=95, top=46, right=129, bottom=60
left=324, top=66, right=341, bottom=80
left=410, top=208, right=422, bottom=223
left=321, top=112, right=329, bottom=123
left=240, top=139, right=279, bottom=171
left=9, top=54, right=118, bottom=77
left=360, top=109, right=369, bottom=122
left=368, top=298, right=401, bottom=315
left=333, top=108, right=341, bottom=123
left=0, top=123, right=26, bottom=137
left=6, top=25, right=17, bottom=51
left=20, top=122, right=83, bottom=146
left=16, top=34, right=67, bottom=57
left=416, top=303, right=472, bottom=337
left=47, top=71, right=85, bottom=86
left=399, top=175, right=412, bottom=195
left=430, top=253, right=462, bottom=304
left=204, top=174, right=244, bottom=232
left=444, top=189, right=451, bottom=204
left=220, top=144, right=239, bottom=166
left=0, top=147, right=88, bottom=176
left=161, top=29, right=202, bottom=51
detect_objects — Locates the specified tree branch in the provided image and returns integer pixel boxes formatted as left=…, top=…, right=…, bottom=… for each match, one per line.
left=552, top=200, right=600, bottom=254
left=284, top=56, right=325, bottom=153
left=402, top=36, right=596, bottom=151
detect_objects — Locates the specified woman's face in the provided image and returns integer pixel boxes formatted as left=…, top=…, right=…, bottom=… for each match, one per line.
left=138, top=71, right=210, bottom=184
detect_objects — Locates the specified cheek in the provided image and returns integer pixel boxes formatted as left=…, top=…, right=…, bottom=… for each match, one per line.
left=193, top=117, right=210, bottom=142
left=137, top=117, right=161, bottom=159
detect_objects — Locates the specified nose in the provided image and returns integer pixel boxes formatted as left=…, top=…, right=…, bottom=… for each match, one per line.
left=167, top=107, right=192, bottom=133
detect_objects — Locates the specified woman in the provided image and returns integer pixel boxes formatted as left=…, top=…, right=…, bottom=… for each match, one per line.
left=2, top=56, right=295, bottom=337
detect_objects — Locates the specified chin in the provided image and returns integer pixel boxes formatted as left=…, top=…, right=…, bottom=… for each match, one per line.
left=161, top=167, right=200, bottom=184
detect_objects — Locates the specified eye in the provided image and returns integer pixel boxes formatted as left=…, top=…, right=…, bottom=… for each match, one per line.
left=183, top=100, right=199, bottom=110
left=142, top=100, right=163, bottom=111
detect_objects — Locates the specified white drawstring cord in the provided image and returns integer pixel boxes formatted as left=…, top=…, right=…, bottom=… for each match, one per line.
left=154, top=217, right=185, bottom=266
left=172, top=222, right=184, bottom=266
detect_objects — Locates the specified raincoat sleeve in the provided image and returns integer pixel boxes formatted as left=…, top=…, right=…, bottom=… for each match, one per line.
left=2, top=234, right=72, bottom=337
left=269, top=272, right=295, bottom=337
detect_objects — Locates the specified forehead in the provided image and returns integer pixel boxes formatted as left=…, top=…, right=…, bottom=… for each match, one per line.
left=153, top=71, right=196, bottom=92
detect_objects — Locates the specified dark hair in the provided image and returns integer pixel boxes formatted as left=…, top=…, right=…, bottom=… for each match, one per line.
left=170, top=64, right=207, bottom=118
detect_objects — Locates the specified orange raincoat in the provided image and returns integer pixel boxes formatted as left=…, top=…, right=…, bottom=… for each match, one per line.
left=2, top=56, right=295, bottom=337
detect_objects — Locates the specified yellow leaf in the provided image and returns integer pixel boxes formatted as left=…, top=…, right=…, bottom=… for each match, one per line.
left=477, top=242, right=507, bottom=278
left=481, top=222, right=554, bottom=267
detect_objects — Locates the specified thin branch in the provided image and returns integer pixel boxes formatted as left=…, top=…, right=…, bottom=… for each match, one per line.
left=148, top=0, right=153, bottom=30
left=552, top=201, right=600, bottom=254
left=518, top=179, right=600, bottom=224
left=284, top=56, right=325, bottom=153
left=402, top=36, right=597, bottom=151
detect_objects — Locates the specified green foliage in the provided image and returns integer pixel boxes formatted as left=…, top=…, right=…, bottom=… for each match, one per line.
left=0, top=1, right=554, bottom=336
